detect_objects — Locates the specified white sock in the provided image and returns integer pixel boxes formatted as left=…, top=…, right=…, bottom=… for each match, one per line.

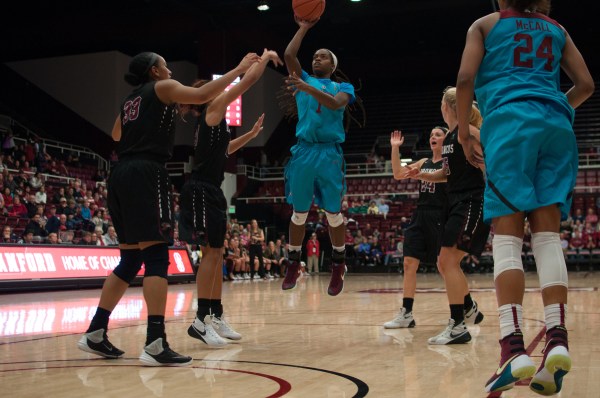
left=544, top=303, right=567, bottom=330
left=498, top=303, right=523, bottom=339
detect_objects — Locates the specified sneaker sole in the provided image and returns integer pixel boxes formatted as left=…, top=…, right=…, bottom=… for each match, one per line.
left=383, top=320, right=416, bottom=329
left=187, top=325, right=228, bottom=348
left=529, top=354, right=571, bottom=395
left=486, top=364, right=536, bottom=393
left=428, top=331, right=472, bottom=345
left=139, top=352, right=193, bottom=367
left=77, top=338, right=123, bottom=359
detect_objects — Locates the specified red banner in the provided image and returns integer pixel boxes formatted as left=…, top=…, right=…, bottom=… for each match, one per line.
left=0, top=245, right=194, bottom=281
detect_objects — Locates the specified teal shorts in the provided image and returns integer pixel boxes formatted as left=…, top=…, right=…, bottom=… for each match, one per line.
left=480, top=100, right=577, bottom=223
left=284, top=141, right=346, bottom=213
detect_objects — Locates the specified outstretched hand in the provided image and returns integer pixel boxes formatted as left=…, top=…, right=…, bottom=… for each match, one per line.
left=261, top=48, right=284, bottom=67
left=238, top=53, right=261, bottom=73
left=390, top=130, right=405, bottom=148
left=285, top=72, right=309, bottom=96
left=295, top=15, right=319, bottom=29
left=249, top=113, right=265, bottom=138
left=404, top=166, right=421, bottom=180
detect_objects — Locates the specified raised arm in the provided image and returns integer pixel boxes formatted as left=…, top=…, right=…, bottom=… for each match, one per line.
left=207, top=49, right=282, bottom=125
left=284, top=18, right=318, bottom=77
left=390, top=130, right=426, bottom=180
left=155, top=53, right=261, bottom=105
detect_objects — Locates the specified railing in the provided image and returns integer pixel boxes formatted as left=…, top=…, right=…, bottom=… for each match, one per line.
left=235, top=191, right=420, bottom=204
left=4, top=114, right=109, bottom=171
left=236, top=161, right=416, bottom=181
left=579, top=154, right=600, bottom=167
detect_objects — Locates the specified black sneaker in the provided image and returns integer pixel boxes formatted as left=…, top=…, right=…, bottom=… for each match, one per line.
left=77, top=329, right=124, bottom=359
left=139, top=338, right=193, bottom=367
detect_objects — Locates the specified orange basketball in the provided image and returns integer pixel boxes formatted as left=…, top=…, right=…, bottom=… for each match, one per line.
left=292, top=0, right=325, bottom=22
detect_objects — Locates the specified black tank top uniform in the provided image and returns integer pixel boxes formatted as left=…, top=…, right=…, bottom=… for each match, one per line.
left=442, top=128, right=485, bottom=199
left=191, top=108, right=230, bottom=187
left=417, top=158, right=447, bottom=209
left=118, top=81, right=176, bottom=163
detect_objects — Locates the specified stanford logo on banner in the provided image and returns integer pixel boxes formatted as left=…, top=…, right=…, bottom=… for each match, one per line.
left=0, top=246, right=193, bottom=280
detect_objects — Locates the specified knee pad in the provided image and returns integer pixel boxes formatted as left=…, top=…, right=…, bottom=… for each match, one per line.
left=113, top=249, right=143, bottom=283
left=326, top=212, right=344, bottom=228
left=531, top=232, right=568, bottom=289
left=141, top=243, right=170, bottom=279
left=493, top=235, right=524, bottom=281
left=291, top=211, right=308, bottom=226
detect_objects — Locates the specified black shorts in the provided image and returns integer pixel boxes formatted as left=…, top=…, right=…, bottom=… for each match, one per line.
left=179, top=180, right=226, bottom=248
left=107, top=159, right=172, bottom=244
left=441, top=193, right=490, bottom=257
left=403, top=207, right=444, bottom=264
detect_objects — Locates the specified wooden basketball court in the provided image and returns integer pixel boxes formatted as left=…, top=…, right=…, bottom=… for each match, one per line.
left=1, top=272, right=598, bottom=397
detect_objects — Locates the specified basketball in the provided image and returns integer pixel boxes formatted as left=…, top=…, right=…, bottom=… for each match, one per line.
left=292, top=0, right=325, bottom=22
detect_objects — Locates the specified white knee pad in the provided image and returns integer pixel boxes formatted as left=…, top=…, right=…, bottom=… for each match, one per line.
left=326, top=212, right=344, bottom=228
left=291, top=211, right=308, bottom=226
left=531, top=232, right=568, bottom=289
left=493, top=235, right=524, bottom=281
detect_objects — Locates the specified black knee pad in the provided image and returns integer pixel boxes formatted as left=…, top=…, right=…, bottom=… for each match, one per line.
left=332, top=249, right=346, bottom=264
left=288, top=250, right=301, bottom=262
left=142, top=243, right=169, bottom=279
left=113, top=249, right=143, bottom=283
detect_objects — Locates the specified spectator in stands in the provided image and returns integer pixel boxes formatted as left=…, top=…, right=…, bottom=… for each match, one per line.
left=306, top=232, right=320, bottom=274
left=367, top=201, right=379, bottom=215
left=52, top=187, right=66, bottom=205
left=1, top=187, right=11, bottom=208
left=57, top=214, right=69, bottom=232
left=45, top=206, right=60, bottom=234
left=370, top=236, right=383, bottom=266
left=102, top=225, right=118, bottom=246
left=35, top=185, right=47, bottom=204
left=585, top=207, right=598, bottom=226
left=341, top=196, right=349, bottom=212
left=56, top=197, right=68, bottom=215
left=18, top=230, right=35, bottom=244
left=29, top=172, right=43, bottom=189
left=25, top=213, right=48, bottom=240
left=357, top=236, right=372, bottom=266
left=378, top=199, right=390, bottom=219
left=2, top=129, right=15, bottom=156
left=0, top=198, right=7, bottom=217
left=25, top=194, right=38, bottom=218
left=344, top=229, right=356, bottom=258
left=9, top=196, right=28, bottom=218
left=79, top=231, right=94, bottom=245
left=363, top=223, right=373, bottom=238
left=263, top=240, right=281, bottom=277
left=65, top=187, right=75, bottom=203
left=1, top=225, right=17, bottom=243
left=81, top=200, right=92, bottom=221
left=0, top=154, right=6, bottom=172
left=93, top=169, right=107, bottom=183
left=65, top=198, right=78, bottom=218
left=58, top=160, right=69, bottom=177
left=573, top=208, right=585, bottom=224
left=46, top=232, right=60, bottom=244
left=383, top=237, right=401, bottom=266
left=5, top=174, right=18, bottom=193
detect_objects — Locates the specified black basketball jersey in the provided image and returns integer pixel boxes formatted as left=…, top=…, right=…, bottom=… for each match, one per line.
left=117, top=82, right=176, bottom=163
left=417, top=158, right=447, bottom=208
left=441, top=128, right=485, bottom=195
left=191, top=109, right=230, bottom=186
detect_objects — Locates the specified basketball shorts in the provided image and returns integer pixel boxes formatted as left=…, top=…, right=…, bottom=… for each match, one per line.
left=480, top=100, right=577, bottom=223
left=179, top=180, right=226, bottom=249
left=441, top=193, right=490, bottom=257
left=284, top=141, right=346, bottom=213
left=403, top=207, right=444, bottom=264
left=107, top=158, right=172, bottom=244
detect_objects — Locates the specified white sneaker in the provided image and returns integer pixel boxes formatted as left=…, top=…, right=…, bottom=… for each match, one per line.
left=428, top=319, right=472, bottom=345
left=465, top=301, right=484, bottom=325
left=187, top=315, right=228, bottom=348
left=243, top=273, right=250, bottom=280
left=383, top=308, right=415, bottom=329
left=212, top=316, right=242, bottom=340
